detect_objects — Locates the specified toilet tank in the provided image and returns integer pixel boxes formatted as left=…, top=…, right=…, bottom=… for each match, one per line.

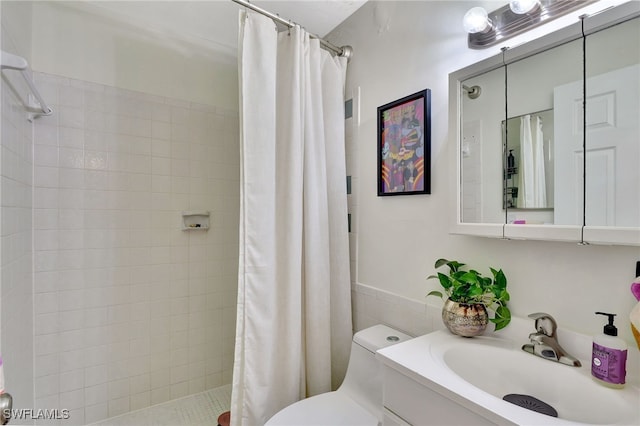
left=339, top=325, right=412, bottom=417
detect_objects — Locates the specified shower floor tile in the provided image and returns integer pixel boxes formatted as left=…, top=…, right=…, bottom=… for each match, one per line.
left=90, top=384, right=231, bottom=426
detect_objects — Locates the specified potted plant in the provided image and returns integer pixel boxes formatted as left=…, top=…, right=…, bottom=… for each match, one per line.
left=427, top=258, right=511, bottom=337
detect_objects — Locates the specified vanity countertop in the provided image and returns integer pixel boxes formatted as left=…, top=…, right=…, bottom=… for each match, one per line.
left=377, top=320, right=640, bottom=426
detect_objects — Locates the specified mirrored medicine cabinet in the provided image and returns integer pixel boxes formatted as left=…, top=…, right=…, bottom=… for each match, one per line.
left=449, top=1, right=640, bottom=246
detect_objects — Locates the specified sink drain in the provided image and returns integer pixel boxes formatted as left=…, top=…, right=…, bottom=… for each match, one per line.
left=503, top=394, right=558, bottom=417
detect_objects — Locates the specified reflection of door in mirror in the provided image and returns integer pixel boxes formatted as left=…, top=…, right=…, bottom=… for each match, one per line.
left=585, top=17, right=639, bottom=228
left=552, top=79, right=583, bottom=226
left=555, top=17, right=640, bottom=228
left=502, top=110, right=554, bottom=210
left=460, top=67, right=505, bottom=224
left=506, top=38, right=582, bottom=225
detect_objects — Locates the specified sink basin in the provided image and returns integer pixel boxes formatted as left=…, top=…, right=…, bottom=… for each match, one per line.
left=439, top=336, right=639, bottom=425
left=377, top=329, right=640, bottom=426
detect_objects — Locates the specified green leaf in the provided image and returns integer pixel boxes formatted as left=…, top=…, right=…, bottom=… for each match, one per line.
left=479, top=276, right=492, bottom=288
left=490, top=318, right=507, bottom=331
left=436, top=272, right=453, bottom=289
left=492, top=268, right=507, bottom=289
left=452, top=284, right=471, bottom=302
left=434, top=258, right=450, bottom=269
left=491, top=305, right=512, bottom=331
left=496, top=305, right=510, bottom=319
left=447, top=260, right=465, bottom=272
left=467, top=286, right=483, bottom=297
left=460, top=271, right=480, bottom=284
left=434, top=258, right=466, bottom=273
left=426, top=290, right=443, bottom=299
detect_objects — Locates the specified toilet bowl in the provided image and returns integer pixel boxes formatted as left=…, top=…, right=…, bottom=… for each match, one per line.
left=265, top=324, right=412, bottom=426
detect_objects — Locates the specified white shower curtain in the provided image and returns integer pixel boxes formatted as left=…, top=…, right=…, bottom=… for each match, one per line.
left=517, top=114, right=547, bottom=208
left=231, top=11, right=352, bottom=426
left=532, top=115, right=547, bottom=207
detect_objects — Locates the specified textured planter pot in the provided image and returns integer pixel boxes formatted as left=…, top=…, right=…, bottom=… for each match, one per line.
left=442, top=298, right=488, bottom=337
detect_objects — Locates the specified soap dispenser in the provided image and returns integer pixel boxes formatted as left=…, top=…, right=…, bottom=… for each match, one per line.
left=507, top=150, right=515, bottom=169
left=592, top=312, right=627, bottom=388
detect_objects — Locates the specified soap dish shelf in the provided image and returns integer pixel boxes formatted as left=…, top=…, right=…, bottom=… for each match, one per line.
left=182, top=211, right=210, bottom=231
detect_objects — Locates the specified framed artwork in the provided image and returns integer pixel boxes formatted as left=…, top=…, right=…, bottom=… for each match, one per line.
left=377, top=89, right=431, bottom=196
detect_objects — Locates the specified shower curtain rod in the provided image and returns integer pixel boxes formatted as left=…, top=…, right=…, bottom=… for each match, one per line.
left=231, top=0, right=353, bottom=59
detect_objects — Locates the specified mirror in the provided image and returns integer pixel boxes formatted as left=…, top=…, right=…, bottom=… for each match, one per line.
left=460, top=66, right=505, bottom=224
left=451, top=2, right=640, bottom=245
left=506, top=38, right=582, bottom=226
left=584, top=16, right=640, bottom=229
left=502, top=109, right=554, bottom=211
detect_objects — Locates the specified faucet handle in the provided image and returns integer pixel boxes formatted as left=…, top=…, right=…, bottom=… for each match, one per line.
left=528, top=332, right=545, bottom=343
left=527, top=312, right=557, bottom=338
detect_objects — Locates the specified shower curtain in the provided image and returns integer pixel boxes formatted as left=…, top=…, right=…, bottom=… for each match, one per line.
left=517, top=114, right=547, bottom=208
left=231, top=11, right=352, bottom=426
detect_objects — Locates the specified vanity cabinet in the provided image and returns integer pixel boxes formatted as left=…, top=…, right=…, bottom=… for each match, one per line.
left=380, top=365, right=498, bottom=426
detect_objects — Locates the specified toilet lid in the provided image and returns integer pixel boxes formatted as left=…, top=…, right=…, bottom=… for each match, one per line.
left=265, top=391, right=379, bottom=426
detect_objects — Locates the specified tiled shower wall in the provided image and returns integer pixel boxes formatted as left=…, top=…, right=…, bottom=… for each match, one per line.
left=0, top=40, right=35, bottom=413
left=32, top=73, right=239, bottom=425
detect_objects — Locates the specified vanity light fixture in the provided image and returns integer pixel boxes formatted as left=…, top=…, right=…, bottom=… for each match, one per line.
left=462, top=7, right=493, bottom=34
left=509, top=0, right=540, bottom=15
left=465, top=0, right=598, bottom=49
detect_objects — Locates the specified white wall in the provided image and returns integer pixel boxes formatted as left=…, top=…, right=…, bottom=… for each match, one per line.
left=329, top=1, right=639, bottom=345
left=1, top=0, right=33, bottom=62
left=31, top=2, right=238, bottom=110
left=0, top=0, right=35, bottom=415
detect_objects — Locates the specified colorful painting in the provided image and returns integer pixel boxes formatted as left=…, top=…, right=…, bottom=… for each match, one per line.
left=377, top=90, right=431, bottom=196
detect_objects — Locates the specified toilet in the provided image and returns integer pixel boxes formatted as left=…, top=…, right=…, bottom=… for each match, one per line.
left=265, top=324, right=412, bottom=426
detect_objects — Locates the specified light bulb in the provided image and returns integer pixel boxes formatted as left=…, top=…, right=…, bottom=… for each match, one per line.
left=509, top=0, right=540, bottom=14
left=463, top=7, right=492, bottom=34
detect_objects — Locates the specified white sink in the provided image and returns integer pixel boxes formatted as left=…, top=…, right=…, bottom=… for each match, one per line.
left=377, top=328, right=640, bottom=425
left=439, top=335, right=639, bottom=425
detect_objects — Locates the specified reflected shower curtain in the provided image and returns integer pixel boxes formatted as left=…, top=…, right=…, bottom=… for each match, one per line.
left=231, top=11, right=352, bottom=426
left=532, top=116, right=547, bottom=207
left=517, top=115, right=547, bottom=208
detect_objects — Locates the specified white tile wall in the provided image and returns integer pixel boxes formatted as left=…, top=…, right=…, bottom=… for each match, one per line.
left=31, top=73, right=239, bottom=425
left=1, top=26, right=35, bottom=418
left=351, top=282, right=445, bottom=338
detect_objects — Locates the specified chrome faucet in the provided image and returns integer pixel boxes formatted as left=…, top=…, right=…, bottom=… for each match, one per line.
left=522, top=312, right=581, bottom=367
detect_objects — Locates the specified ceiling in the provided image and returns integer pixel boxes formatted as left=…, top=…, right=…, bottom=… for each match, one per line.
left=249, top=1, right=368, bottom=36
left=71, top=0, right=368, bottom=61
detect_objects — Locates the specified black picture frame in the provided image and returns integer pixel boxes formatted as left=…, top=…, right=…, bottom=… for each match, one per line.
left=377, top=89, right=431, bottom=196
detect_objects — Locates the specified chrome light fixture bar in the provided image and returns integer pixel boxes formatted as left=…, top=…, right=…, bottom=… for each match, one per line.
left=467, top=0, right=598, bottom=49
